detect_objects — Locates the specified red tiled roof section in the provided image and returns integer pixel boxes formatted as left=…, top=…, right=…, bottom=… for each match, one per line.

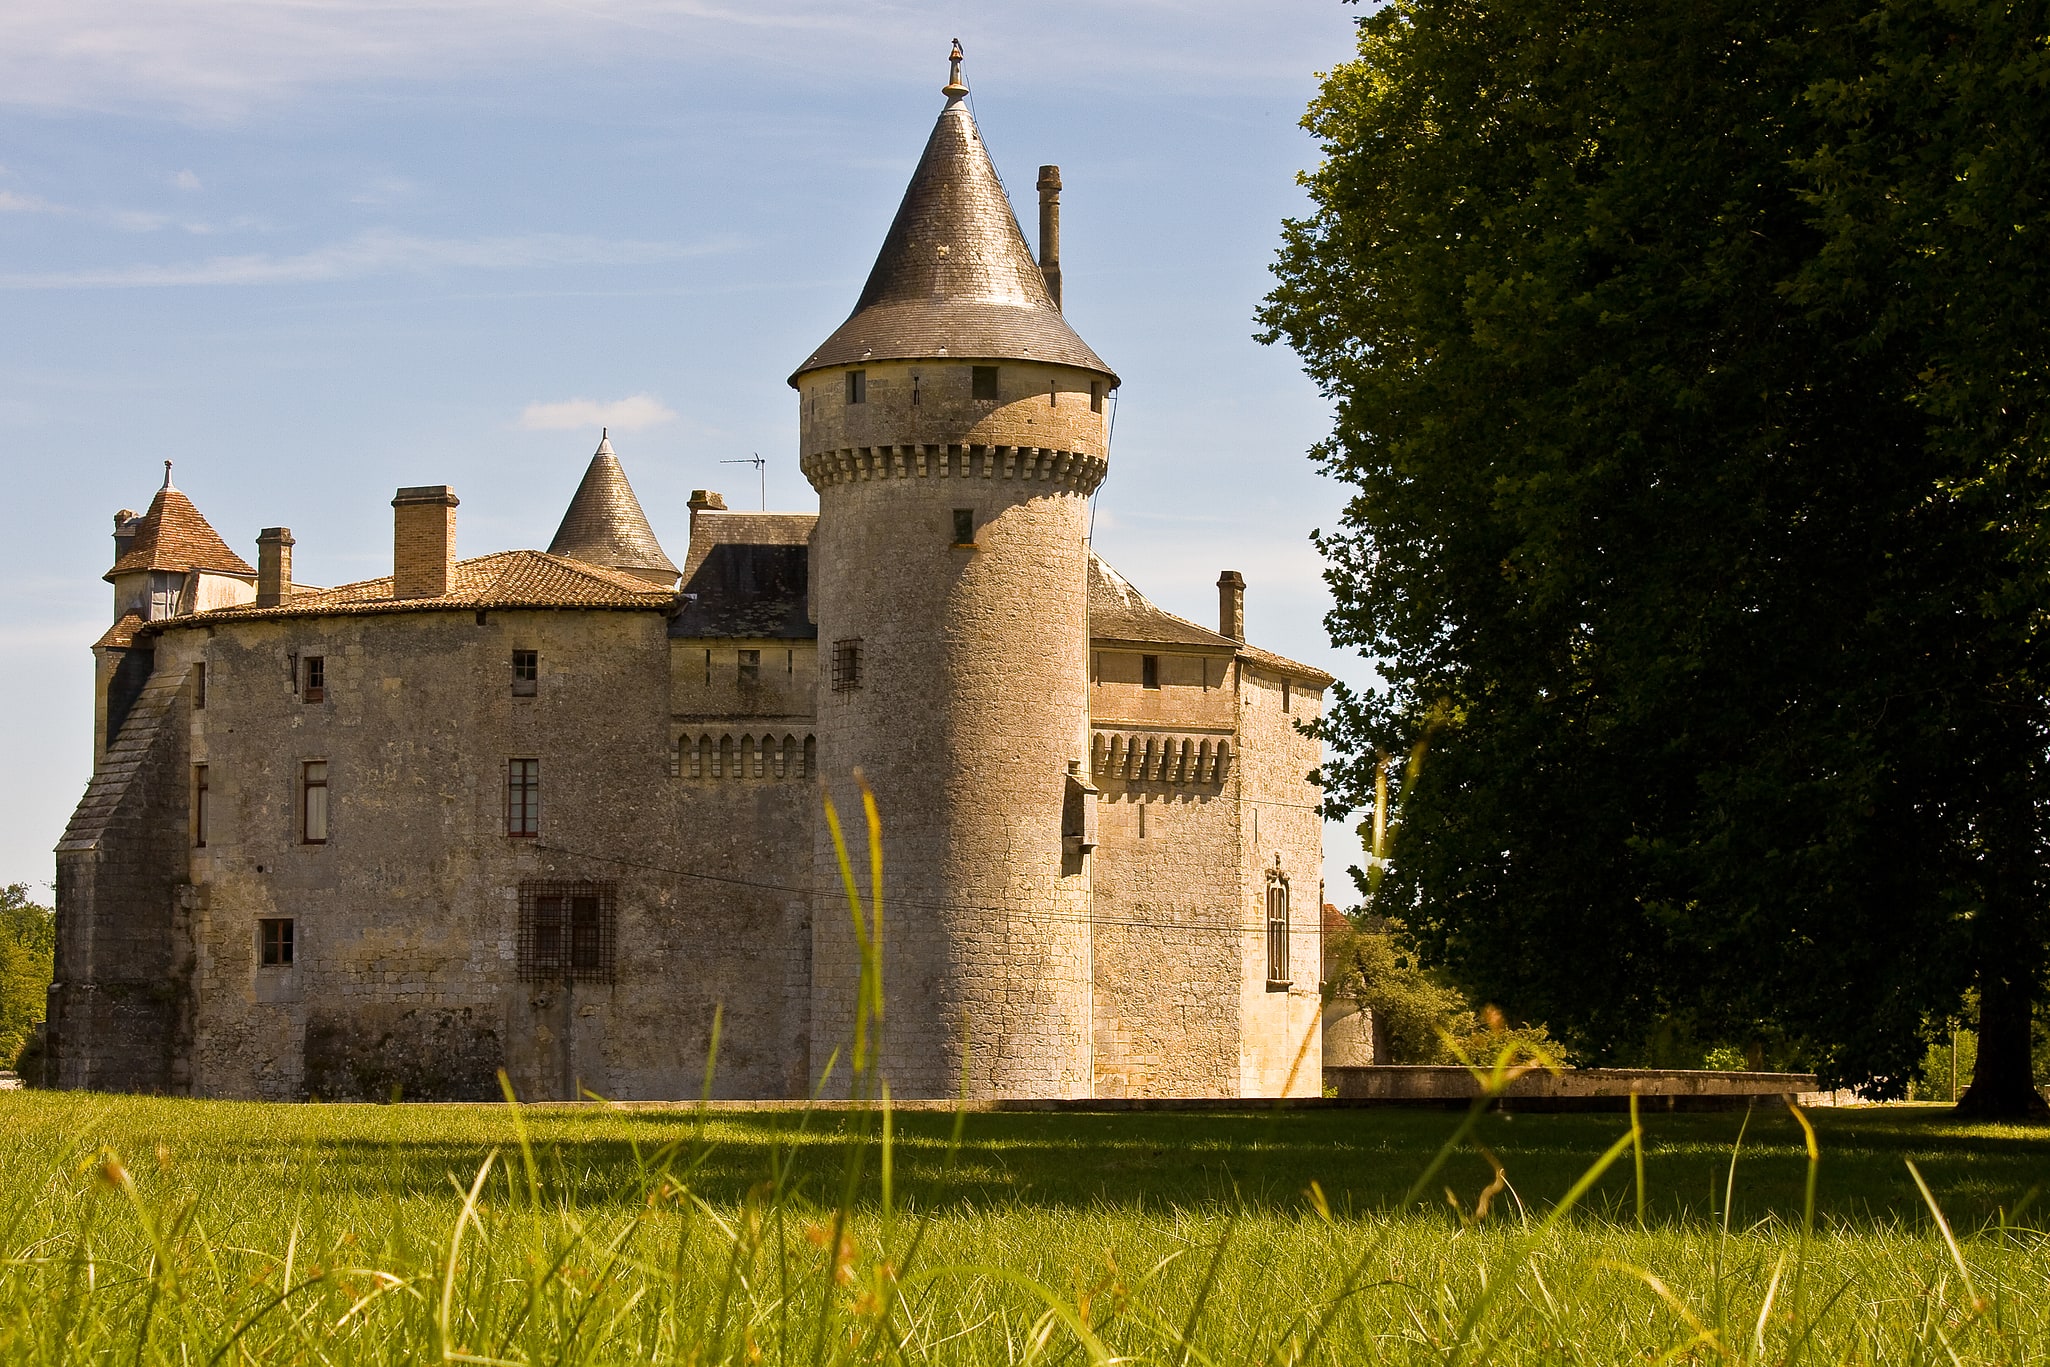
left=105, top=486, right=255, bottom=581
left=94, top=613, right=147, bottom=650
left=175, top=550, right=675, bottom=627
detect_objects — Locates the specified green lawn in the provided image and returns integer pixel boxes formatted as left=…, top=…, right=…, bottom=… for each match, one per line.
left=2, top=1091, right=2046, bottom=1363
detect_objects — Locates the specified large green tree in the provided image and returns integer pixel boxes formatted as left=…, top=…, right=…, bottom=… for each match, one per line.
left=1261, top=0, right=2050, bottom=1115
left=0, top=884, right=54, bottom=1070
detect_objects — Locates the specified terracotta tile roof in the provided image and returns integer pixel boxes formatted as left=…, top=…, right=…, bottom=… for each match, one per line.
left=105, top=484, right=255, bottom=581
left=93, top=613, right=147, bottom=650
left=156, top=550, right=674, bottom=630
left=1238, top=643, right=1336, bottom=689
left=1088, top=551, right=1337, bottom=686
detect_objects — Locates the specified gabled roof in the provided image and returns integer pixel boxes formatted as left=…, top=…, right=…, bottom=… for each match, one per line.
left=672, top=510, right=817, bottom=640
left=1088, top=551, right=1337, bottom=687
left=546, top=434, right=678, bottom=582
left=153, top=550, right=673, bottom=630
left=105, top=478, right=255, bottom=582
left=790, top=69, right=1115, bottom=384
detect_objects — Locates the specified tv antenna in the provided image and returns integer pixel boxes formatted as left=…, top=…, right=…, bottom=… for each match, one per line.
left=720, top=453, right=766, bottom=509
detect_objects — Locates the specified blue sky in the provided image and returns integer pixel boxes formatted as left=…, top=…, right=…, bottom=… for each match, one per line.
left=0, top=0, right=1370, bottom=898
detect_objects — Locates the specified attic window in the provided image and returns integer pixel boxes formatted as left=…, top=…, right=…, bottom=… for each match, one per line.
left=972, top=366, right=999, bottom=401
left=846, top=370, right=867, bottom=404
left=1142, top=654, right=1160, bottom=691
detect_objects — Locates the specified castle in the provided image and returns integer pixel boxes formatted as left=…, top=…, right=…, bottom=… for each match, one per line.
left=49, top=51, right=1332, bottom=1102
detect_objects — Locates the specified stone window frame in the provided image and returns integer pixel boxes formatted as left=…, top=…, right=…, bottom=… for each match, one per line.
left=1141, top=654, right=1160, bottom=691
left=512, top=649, right=539, bottom=697
left=301, top=760, right=329, bottom=845
left=971, top=365, right=999, bottom=401
left=951, top=508, right=977, bottom=547
left=1265, top=871, right=1291, bottom=989
left=506, top=758, right=540, bottom=838
left=259, top=916, right=294, bottom=967
left=846, top=369, right=867, bottom=405
left=301, top=653, right=326, bottom=704
left=193, top=763, right=209, bottom=848
left=518, top=880, right=616, bottom=984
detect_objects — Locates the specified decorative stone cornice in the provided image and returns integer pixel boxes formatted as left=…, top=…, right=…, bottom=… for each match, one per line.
left=801, top=444, right=1107, bottom=496
left=1092, top=729, right=1231, bottom=786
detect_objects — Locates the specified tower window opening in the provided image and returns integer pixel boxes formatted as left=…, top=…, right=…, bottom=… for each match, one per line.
left=846, top=370, right=867, bottom=404
left=952, top=508, right=975, bottom=546
left=972, top=366, right=999, bottom=401
left=1282, top=679, right=1292, bottom=713
left=507, top=758, right=540, bottom=837
left=1266, top=874, right=1291, bottom=986
left=193, top=764, right=208, bottom=848
left=192, top=662, right=206, bottom=709
left=831, top=639, right=862, bottom=692
left=512, top=649, right=538, bottom=697
left=738, top=648, right=760, bottom=683
left=301, top=761, right=329, bottom=844
left=1049, top=382, right=1058, bottom=407
left=911, top=374, right=921, bottom=405
left=1142, top=654, right=1160, bottom=690
left=302, top=655, right=325, bottom=703
left=260, top=917, right=294, bottom=967
left=1090, top=381, right=1105, bottom=414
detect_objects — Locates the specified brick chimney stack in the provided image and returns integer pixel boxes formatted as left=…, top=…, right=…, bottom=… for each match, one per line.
left=1036, top=165, right=1062, bottom=309
left=391, top=486, right=458, bottom=599
left=1218, top=570, right=1246, bottom=642
left=256, top=527, right=294, bottom=607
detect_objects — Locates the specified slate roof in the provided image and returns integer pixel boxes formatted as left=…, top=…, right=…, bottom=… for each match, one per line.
left=790, top=82, right=1116, bottom=384
left=546, top=435, right=678, bottom=581
left=1088, top=551, right=1336, bottom=687
left=671, top=511, right=817, bottom=640
left=105, top=481, right=255, bottom=581
left=152, top=550, right=674, bottom=632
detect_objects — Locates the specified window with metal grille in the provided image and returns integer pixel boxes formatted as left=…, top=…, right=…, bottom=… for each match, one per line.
left=1266, top=876, right=1290, bottom=985
left=302, top=655, right=325, bottom=703
left=846, top=369, right=866, bottom=404
left=260, top=917, right=294, bottom=966
left=507, top=759, right=540, bottom=837
left=301, top=761, right=329, bottom=844
left=518, top=881, right=615, bottom=982
left=512, top=649, right=538, bottom=697
left=831, top=640, right=861, bottom=692
left=972, top=365, right=999, bottom=401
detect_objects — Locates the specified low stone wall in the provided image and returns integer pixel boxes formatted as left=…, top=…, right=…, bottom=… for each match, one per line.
left=1326, top=1065, right=1835, bottom=1111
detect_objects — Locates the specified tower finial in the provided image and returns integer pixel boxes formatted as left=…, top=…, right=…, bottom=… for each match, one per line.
left=162, top=460, right=174, bottom=489
left=943, top=39, right=967, bottom=100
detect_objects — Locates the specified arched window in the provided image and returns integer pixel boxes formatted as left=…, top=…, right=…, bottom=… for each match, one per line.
left=1266, top=873, right=1290, bottom=986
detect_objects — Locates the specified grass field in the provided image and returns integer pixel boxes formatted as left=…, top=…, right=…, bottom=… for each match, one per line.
left=2, top=1088, right=2046, bottom=1364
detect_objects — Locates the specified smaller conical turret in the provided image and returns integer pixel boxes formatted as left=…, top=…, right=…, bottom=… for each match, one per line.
left=546, top=432, right=679, bottom=585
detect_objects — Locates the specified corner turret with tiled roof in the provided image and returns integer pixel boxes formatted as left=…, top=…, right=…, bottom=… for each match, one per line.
left=545, top=431, right=679, bottom=585
left=789, top=43, right=1115, bottom=385
left=105, top=463, right=255, bottom=583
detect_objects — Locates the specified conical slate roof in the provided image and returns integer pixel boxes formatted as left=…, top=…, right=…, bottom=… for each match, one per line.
left=545, top=434, right=678, bottom=583
left=105, top=469, right=255, bottom=582
left=789, top=63, right=1116, bottom=385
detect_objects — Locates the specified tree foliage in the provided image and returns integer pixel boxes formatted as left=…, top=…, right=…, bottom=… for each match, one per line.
left=1326, top=913, right=1565, bottom=1064
left=1261, top=0, right=2050, bottom=1113
left=0, top=884, right=54, bottom=1070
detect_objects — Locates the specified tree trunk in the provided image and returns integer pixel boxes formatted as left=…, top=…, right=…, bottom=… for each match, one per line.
left=1954, top=940, right=2048, bottom=1121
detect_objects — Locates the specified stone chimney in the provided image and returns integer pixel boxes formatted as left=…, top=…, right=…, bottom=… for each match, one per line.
left=1218, top=570, right=1245, bottom=641
left=256, top=527, right=294, bottom=607
left=688, top=489, right=728, bottom=515
left=392, top=486, right=458, bottom=599
left=1036, top=165, right=1062, bottom=309
left=111, top=509, right=139, bottom=563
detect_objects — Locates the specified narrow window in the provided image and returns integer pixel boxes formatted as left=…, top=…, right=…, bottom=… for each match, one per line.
left=1142, top=654, right=1160, bottom=690
left=704, top=648, right=711, bottom=686
left=1090, top=381, right=1105, bottom=414
left=302, top=655, right=325, bottom=703
left=1049, top=381, right=1058, bottom=407
left=259, top=917, right=294, bottom=967
left=972, top=365, right=999, bottom=401
left=512, top=649, right=538, bottom=697
left=737, top=648, right=760, bottom=683
left=846, top=369, right=866, bottom=404
left=193, top=764, right=208, bottom=848
left=301, top=761, right=329, bottom=844
left=952, top=508, right=976, bottom=546
left=519, top=880, right=615, bottom=982
left=832, top=639, right=862, bottom=692
left=192, top=662, right=206, bottom=709
left=1282, top=679, right=1292, bottom=713
left=1267, top=876, right=1291, bottom=984
left=786, top=649, right=794, bottom=675
left=507, top=759, right=540, bottom=837
left=1137, top=799, right=1147, bottom=839
left=911, top=374, right=921, bottom=405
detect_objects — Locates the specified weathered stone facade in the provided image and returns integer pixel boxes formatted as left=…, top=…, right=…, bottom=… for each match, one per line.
left=50, top=57, right=1331, bottom=1101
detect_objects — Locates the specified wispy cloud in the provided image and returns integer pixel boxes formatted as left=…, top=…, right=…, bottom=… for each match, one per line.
left=0, top=190, right=64, bottom=214
left=173, top=169, right=201, bottom=191
left=518, top=395, right=677, bottom=433
left=0, top=228, right=728, bottom=288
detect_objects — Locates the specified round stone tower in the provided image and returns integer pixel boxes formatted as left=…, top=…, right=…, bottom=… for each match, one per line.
left=791, top=47, right=1118, bottom=1099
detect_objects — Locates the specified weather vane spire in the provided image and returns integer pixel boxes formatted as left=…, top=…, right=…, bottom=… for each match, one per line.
left=162, top=460, right=174, bottom=489
left=943, top=39, right=967, bottom=100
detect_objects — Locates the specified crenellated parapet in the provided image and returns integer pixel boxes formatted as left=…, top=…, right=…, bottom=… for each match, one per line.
left=1092, top=730, right=1231, bottom=786
left=800, top=444, right=1106, bottom=496
left=674, top=730, right=817, bottom=780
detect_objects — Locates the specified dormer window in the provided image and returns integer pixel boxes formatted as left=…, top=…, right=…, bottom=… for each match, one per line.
left=846, top=370, right=867, bottom=404
left=972, top=366, right=999, bottom=401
